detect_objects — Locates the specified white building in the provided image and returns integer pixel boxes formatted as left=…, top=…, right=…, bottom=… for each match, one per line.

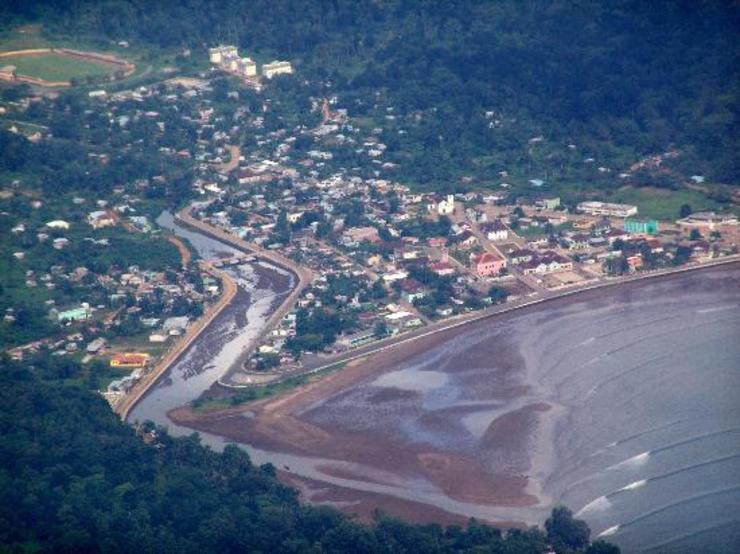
left=577, top=201, right=638, bottom=218
left=262, top=60, right=293, bottom=79
left=436, top=194, right=455, bottom=216
left=236, top=57, right=257, bottom=77
left=209, top=45, right=238, bottom=64
left=481, top=219, right=508, bottom=241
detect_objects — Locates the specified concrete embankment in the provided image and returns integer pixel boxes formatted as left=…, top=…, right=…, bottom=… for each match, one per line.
left=174, top=207, right=313, bottom=386
left=227, top=255, right=740, bottom=389
left=116, top=263, right=237, bottom=420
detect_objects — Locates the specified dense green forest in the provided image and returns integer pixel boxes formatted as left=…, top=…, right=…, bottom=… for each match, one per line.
left=3, top=0, right=739, bottom=192
left=0, top=357, right=619, bottom=553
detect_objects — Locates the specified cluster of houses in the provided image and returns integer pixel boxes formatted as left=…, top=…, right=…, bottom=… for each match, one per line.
left=208, top=45, right=293, bottom=79
left=3, top=54, right=738, bottom=391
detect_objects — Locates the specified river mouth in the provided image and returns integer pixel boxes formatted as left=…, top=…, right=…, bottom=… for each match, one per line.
left=134, top=212, right=740, bottom=552
left=170, top=264, right=740, bottom=552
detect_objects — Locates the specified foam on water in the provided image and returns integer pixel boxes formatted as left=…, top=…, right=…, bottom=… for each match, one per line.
left=575, top=495, right=611, bottom=517
left=608, top=451, right=650, bottom=471
left=618, top=479, right=647, bottom=492
left=597, top=525, right=620, bottom=538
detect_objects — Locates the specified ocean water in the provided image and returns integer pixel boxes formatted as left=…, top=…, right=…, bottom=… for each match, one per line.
left=527, top=268, right=740, bottom=553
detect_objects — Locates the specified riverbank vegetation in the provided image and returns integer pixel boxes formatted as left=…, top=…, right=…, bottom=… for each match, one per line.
left=0, top=356, right=619, bottom=553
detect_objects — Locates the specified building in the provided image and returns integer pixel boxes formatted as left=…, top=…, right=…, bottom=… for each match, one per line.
left=399, top=279, right=426, bottom=303
left=262, top=60, right=293, bottom=78
left=436, top=194, right=455, bottom=216
left=46, top=220, right=70, bottom=230
left=337, top=329, right=377, bottom=350
left=519, top=252, right=573, bottom=275
left=508, top=248, right=536, bottom=264
left=110, top=352, right=150, bottom=368
left=536, top=197, right=561, bottom=210
left=470, top=252, right=506, bottom=277
left=577, top=201, right=638, bottom=218
left=343, top=226, right=380, bottom=245
left=209, top=45, right=238, bottom=64
left=234, top=57, right=257, bottom=77
left=430, top=261, right=456, bottom=276
left=86, top=338, right=106, bottom=353
left=677, top=212, right=738, bottom=230
left=163, top=316, right=190, bottom=336
left=481, top=219, right=508, bottom=241
left=87, top=210, right=116, bottom=229
left=57, top=307, right=90, bottom=323
left=624, top=219, right=659, bottom=235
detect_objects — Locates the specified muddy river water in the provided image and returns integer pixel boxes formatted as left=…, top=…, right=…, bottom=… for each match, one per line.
left=130, top=214, right=740, bottom=553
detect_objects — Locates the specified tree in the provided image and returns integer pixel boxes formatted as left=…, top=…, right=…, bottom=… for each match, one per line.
left=689, top=228, right=702, bottom=241
left=373, top=321, right=388, bottom=338
left=545, top=506, right=591, bottom=551
left=586, top=540, right=622, bottom=554
left=679, top=203, right=693, bottom=218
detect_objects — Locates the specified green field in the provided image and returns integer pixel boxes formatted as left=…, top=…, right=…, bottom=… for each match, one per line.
left=2, top=53, right=113, bottom=82
left=610, top=186, right=724, bottom=221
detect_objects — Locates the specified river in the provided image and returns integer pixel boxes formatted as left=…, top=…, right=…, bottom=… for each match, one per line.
left=128, top=211, right=294, bottom=438
left=130, top=213, right=740, bottom=553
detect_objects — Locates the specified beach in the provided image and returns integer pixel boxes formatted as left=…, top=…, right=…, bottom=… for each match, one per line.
left=170, top=263, right=740, bottom=552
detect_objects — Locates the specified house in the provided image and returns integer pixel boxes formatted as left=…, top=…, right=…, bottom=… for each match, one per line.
left=577, top=201, right=638, bottom=218
left=86, top=338, right=106, bottom=353
left=519, top=252, right=572, bottom=275
left=52, top=238, right=69, bottom=250
left=110, top=352, right=150, bottom=368
left=567, top=233, right=591, bottom=251
left=399, top=279, right=426, bottom=303
left=163, top=316, right=189, bottom=335
left=382, top=269, right=408, bottom=283
left=453, top=230, right=478, bottom=250
left=470, top=252, right=506, bottom=277
left=626, top=253, right=643, bottom=270
left=481, top=219, right=508, bottom=241
left=262, top=60, right=293, bottom=78
left=508, top=248, right=536, bottom=264
left=430, top=261, right=456, bottom=276
left=337, top=329, right=377, bottom=350
left=536, top=197, right=561, bottom=210
left=343, top=226, right=380, bottom=245
left=88, top=210, right=116, bottom=229
left=432, top=194, right=455, bottom=216
left=46, top=220, right=70, bottom=230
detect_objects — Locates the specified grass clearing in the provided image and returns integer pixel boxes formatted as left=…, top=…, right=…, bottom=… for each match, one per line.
left=193, top=363, right=348, bottom=411
left=2, top=53, right=115, bottom=82
left=611, top=186, right=722, bottom=221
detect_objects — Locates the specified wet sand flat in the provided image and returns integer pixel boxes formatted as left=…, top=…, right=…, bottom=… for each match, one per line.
left=171, top=264, right=740, bottom=536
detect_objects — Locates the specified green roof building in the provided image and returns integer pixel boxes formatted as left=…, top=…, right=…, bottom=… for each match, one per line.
left=57, top=307, right=90, bottom=323
left=624, top=219, right=659, bottom=235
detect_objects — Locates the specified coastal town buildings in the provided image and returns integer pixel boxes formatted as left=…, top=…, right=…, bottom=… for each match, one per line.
left=262, top=60, right=293, bottom=78
left=471, top=252, right=507, bottom=277
left=577, top=201, right=638, bottom=218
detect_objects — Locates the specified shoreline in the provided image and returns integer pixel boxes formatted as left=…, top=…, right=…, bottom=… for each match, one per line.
left=169, top=261, right=740, bottom=526
left=223, top=255, right=740, bottom=387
